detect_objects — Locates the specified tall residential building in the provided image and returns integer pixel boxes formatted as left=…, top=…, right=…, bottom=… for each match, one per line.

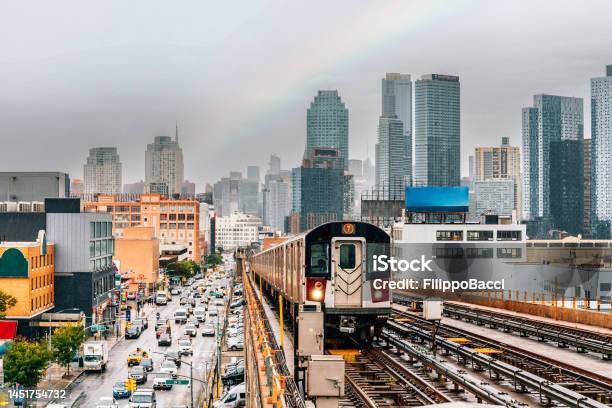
left=380, top=73, right=412, bottom=184
left=83, top=147, right=122, bottom=195
left=145, top=135, right=184, bottom=196
left=305, top=90, right=349, bottom=170
left=375, top=116, right=408, bottom=197
left=262, top=176, right=290, bottom=233
left=83, top=193, right=204, bottom=262
left=473, top=137, right=521, bottom=219
left=293, top=148, right=345, bottom=231
left=215, top=212, right=262, bottom=251
left=414, top=74, right=460, bottom=186
left=591, top=65, right=612, bottom=238
left=522, top=95, right=584, bottom=236
left=584, top=139, right=593, bottom=237
left=213, top=171, right=260, bottom=217
left=268, top=154, right=281, bottom=176
left=247, top=166, right=261, bottom=183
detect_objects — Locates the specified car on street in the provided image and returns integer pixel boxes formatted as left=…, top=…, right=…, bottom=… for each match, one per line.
left=153, top=375, right=173, bottom=391
left=165, top=350, right=181, bottom=367
left=187, top=316, right=199, bottom=327
left=178, top=338, right=193, bottom=355
left=129, top=366, right=147, bottom=384
left=127, top=349, right=148, bottom=366
left=155, top=318, right=168, bottom=330
left=158, top=333, right=172, bottom=346
left=128, top=388, right=156, bottom=408
left=201, top=324, right=215, bottom=337
left=125, top=325, right=141, bottom=339
left=179, top=297, right=188, bottom=305
left=134, top=318, right=148, bottom=330
left=171, top=288, right=180, bottom=296
left=174, top=308, right=188, bottom=324
left=95, top=397, right=119, bottom=408
left=160, top=359, right=178, bottom=378
left=127, top=292, right=136, bottom=300
left=112, top=381, right=131, bottom=399
left=184, top=324, right=197, bottom=337
left=156, top=324, right=171, bottom=339
left=140, top=357, right=154, bottom=372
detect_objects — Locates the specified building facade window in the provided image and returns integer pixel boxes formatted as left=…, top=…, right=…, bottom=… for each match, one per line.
left=436, top=231, right=463, bottom=241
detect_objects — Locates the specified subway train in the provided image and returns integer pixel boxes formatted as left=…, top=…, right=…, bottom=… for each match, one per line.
left=250, top=221, right=391, bottom=342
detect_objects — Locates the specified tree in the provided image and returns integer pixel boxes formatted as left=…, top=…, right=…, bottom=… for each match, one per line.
left=205, top=253, right=223, bottom=266
left=52, top=324, right=86, bottom=377
left=3, top=338, right=53, bottom=387
left=0, top=289, right=17, bottom=319
left=168, top=259, right=201, bottom=279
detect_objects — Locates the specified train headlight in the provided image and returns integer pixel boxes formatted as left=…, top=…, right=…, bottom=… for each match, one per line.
left=306, top=278, right=326, bottom=302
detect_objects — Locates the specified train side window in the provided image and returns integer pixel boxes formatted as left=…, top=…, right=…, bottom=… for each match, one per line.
left=339, top=244, right=356, bottom=269
left=310, top=243, right=329, bottom=275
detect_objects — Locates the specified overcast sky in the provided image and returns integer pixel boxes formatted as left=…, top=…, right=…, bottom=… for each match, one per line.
left=1, top=1, right=611, bottom=189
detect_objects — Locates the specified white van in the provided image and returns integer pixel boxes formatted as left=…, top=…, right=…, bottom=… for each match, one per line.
left=174, top=308, right=188, bottom=324
left=193, top=307, right=207, bottom=322
left=213, top=383, right=245, bottom=408
left=155, top=293, right=167, bottom=305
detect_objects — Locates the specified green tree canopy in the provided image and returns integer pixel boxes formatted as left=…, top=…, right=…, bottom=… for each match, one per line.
left=167, top=259, right=201, bottom=278
left=3, top=338, right=53, bottom=387
left=0, top=289, right=17, bottom=319
left=52, top=324, right=86, bottom=376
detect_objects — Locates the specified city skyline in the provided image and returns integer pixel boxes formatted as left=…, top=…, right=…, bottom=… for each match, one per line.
left=1, top=2, right=612, bottom=188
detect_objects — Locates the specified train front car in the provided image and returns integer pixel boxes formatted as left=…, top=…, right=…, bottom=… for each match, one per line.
left=303, top=222, right=391, bottom=341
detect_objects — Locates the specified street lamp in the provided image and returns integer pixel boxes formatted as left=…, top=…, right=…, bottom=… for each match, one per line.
left=152, top=351, right=204, bottom=408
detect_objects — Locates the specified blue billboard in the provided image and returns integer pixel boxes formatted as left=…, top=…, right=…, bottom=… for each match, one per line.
left=406, top=186, right=469, bottom=212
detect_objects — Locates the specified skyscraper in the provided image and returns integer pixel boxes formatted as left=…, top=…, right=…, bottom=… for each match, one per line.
left=247, top=165, right=261, bottom=183
left=145, top=135, right=184, bottom=196
left=414, top=74, right=460, bottom=186
left=268, top=154, right=281, bottom=176
left=375, top=116, right=408, bottom=196
left=381, top=73, right=412, bottom=179
left=305, top=90, right=349, bottom=170
left=583, top=138, right=593, bottom=237
left=473, top=137, right=521, bottom=218
left=591, top=65, right=612, bottom=238
left=522, top=95, right=584, bottom=235
left=83, top=147, right=122, bottom=195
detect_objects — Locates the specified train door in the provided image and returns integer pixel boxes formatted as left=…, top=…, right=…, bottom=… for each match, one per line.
left=332, top=238, right=364, bottom=307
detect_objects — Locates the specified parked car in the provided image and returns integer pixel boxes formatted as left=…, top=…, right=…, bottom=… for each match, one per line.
left=213, top=383, right=246, bottom=408
left=222, top=364, right=244, bottom=386
left=227, top=336, right=244, bottom=351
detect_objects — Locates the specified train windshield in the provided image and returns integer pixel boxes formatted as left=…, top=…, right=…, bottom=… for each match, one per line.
left=339, top=244, right=356, bottom=269
left=309, top=243, right=329, bottom=276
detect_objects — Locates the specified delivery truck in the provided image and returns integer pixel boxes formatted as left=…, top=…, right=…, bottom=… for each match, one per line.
left=83, top=341, right=109, bottom=372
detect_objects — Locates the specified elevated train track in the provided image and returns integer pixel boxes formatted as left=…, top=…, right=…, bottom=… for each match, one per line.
left=394, top=293, right=612, bottom=359
left=387, top=311, right=612, bottom=407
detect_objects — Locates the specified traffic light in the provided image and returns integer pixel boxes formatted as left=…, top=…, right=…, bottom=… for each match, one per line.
left=124, top=378, right=137, bottom=392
